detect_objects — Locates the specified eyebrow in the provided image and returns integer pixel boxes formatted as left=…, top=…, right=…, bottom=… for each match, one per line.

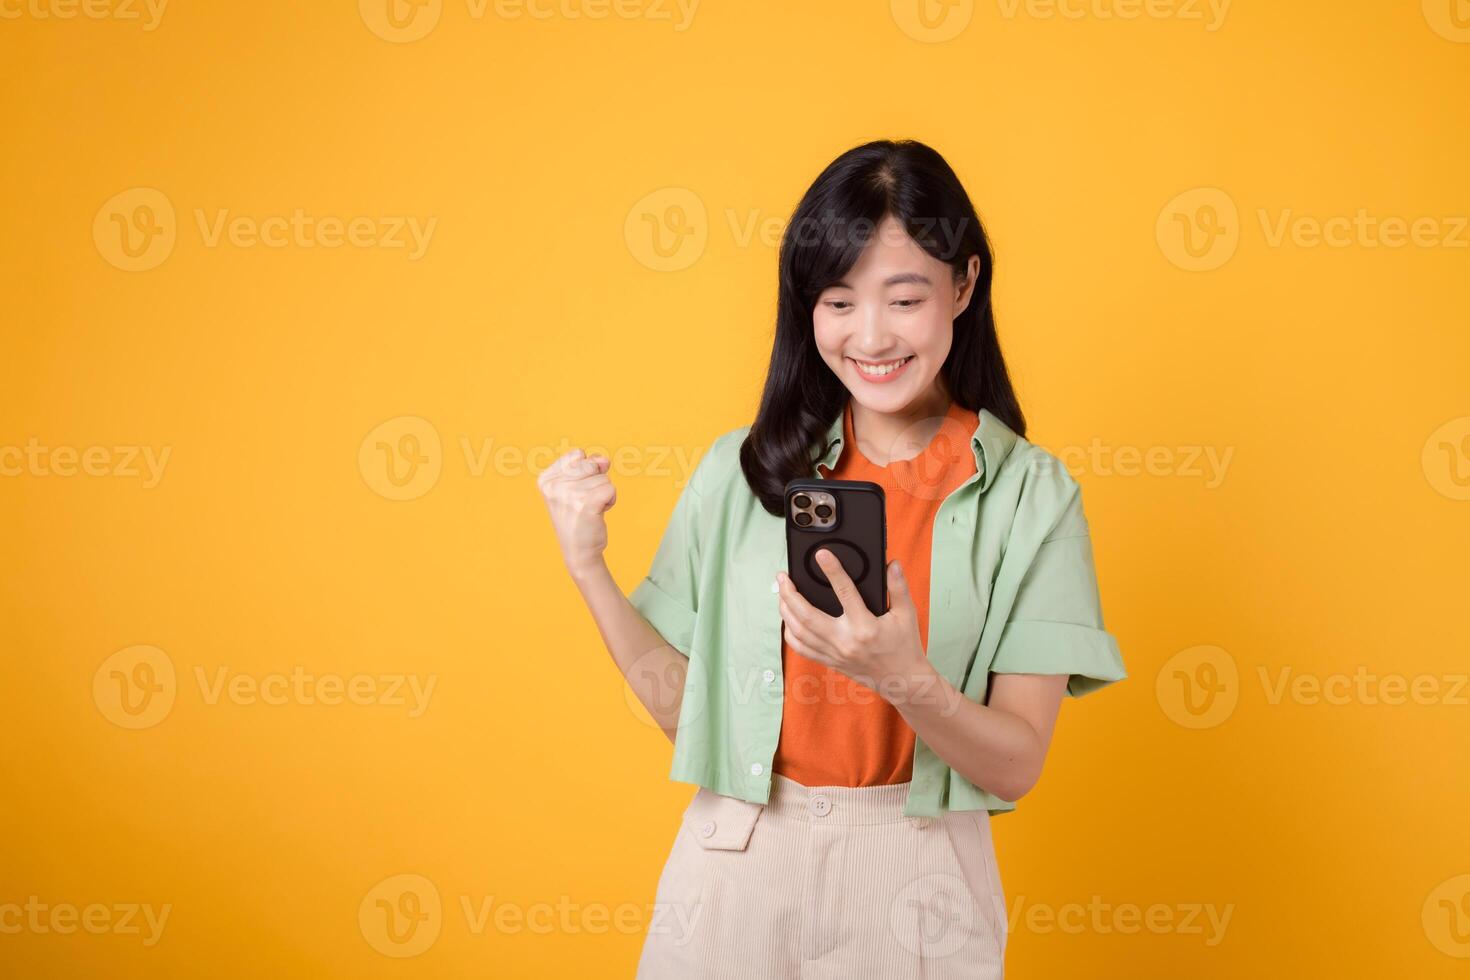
left=829, top=272, right=933, bottom=289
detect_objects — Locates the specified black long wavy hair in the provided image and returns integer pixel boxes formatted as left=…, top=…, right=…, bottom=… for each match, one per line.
left=738, top=139, right=1026, bottom=516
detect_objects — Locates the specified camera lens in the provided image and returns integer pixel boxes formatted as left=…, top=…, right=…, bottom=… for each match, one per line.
left=814, top=504, right=832, bottom=519
left=793, top=493, right=811, bottom=509
left=794, top=511, right=812, bottom=527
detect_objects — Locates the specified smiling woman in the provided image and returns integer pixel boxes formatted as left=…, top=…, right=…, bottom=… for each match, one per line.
left=539, top=138, right=1126, bottom=979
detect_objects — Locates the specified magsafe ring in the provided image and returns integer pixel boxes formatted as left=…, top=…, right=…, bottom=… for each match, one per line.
left=803, top=537, right=871, bottom=588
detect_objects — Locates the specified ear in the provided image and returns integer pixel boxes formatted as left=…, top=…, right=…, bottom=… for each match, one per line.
left=953, top=253, right=982, bottom=318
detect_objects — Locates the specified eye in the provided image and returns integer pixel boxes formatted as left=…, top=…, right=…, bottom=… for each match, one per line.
left=824, top=300, right=853, bottom=311
left=892, top=298, right=923, bottom=309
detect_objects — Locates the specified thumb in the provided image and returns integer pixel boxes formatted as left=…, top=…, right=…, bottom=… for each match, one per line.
left=887, top=560, right=914, bottom=612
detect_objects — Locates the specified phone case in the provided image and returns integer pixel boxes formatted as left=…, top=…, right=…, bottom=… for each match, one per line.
left=784, top=478, right=887, bottom=618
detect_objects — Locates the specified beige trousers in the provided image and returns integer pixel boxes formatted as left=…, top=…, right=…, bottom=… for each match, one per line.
left=637, top=774, right=1007, bottom=979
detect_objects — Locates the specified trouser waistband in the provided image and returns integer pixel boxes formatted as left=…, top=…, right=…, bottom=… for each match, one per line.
left=763, top=772, right=917, bottom=825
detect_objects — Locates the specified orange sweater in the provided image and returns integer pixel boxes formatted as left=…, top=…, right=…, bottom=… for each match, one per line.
left=772, top=398, right=980, bottom=787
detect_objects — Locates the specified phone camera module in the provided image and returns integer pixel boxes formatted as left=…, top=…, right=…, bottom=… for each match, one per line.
left=792, top=493, right=811, bottom=509
left=814, top=503, right=832, bottom=519
left=794, top=511, right=813, bottom=527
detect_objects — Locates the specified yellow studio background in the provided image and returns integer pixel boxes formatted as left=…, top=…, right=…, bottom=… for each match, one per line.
left=2, top=1, right=1467, bottom=976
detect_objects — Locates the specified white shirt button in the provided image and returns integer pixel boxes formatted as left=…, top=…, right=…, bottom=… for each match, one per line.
left=750, top=763, right=764, bottom=776
left=699, top=820, right=716, bottom=838
left=810, top=795, right=832, bottom=817
left=909, top=816, right=934, bottom=829
left=762, top=669, right=776, bottom=683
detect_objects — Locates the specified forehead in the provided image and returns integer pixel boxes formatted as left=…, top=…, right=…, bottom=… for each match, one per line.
left=844, top=214, right=943, bottom=279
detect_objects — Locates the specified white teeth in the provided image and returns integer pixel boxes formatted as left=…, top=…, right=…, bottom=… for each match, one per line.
left=853, top=357, right=910, bottom=377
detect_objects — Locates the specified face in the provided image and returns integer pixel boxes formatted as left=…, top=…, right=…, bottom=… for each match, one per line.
left=812, top=214, right=981, bottom=415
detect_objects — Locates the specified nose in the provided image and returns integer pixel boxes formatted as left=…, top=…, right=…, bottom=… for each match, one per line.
left=853, top=305, right=897, bottom=358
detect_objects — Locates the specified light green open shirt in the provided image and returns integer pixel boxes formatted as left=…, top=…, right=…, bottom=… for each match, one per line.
left=628, top=407, right=1126, bottom=817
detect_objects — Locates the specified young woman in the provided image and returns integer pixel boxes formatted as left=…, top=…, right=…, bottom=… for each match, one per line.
left=538, top=139, right=1126, bottom=979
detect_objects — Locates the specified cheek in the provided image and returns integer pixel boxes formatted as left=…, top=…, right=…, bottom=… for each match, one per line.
left=910, top=310, right=953, bottom=363
left=812, top=313, right=845, bottom=360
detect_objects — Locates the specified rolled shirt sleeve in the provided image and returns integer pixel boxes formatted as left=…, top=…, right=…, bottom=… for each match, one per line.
left=627, top=461, right=706, bottom=658
left=989, top=480, right=1126, bottom=697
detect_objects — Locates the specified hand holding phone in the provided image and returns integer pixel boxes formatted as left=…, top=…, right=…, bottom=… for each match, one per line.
left=783, top=478, right=887, bottom=617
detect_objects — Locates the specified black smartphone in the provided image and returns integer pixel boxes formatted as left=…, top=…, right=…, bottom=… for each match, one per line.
left=783, top=478, right=887, bottom=617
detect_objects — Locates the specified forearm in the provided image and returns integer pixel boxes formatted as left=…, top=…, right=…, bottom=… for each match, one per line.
left=888, top=661, right=1046, bottom=802
left=569, top=560, right=687, bottom=744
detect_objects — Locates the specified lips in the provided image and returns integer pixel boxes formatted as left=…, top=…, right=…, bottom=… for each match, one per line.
left=848, top=355, right=914, bottom=383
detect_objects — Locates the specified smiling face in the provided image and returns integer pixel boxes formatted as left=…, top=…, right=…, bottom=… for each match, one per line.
left=812, top=214, right=980, bottom=415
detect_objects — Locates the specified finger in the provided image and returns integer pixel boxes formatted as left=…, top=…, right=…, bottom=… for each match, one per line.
left=561, top=453, right=610, bottom=484
left=885, top=560, right=915, bottom=616
left=538, top=449, right=587, bottom=486
left=778, top=597, right=837, bottom=660
left=538, top=449, right=576, bottom=487
left=814, top=547, right=870, bottom=620
left=780, top=614, right=835, bottom=668
left=588, top=482, right=617, bottom=512
left=776, top=570, right=837, bottom=633
left=569, top=454, right=606, bottom=479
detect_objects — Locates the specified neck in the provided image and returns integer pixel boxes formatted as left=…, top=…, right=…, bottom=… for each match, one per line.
left=848, top=383, right=954, bottom=466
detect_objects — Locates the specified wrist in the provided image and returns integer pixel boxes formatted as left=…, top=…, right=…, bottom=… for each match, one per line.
left=566, top=556, right=610, bottom=586
left=882, top=655, right=942, bottom=711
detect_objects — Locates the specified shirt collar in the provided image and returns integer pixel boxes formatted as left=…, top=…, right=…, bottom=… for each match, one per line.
left=814, top=401, right=1019, bottom=493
